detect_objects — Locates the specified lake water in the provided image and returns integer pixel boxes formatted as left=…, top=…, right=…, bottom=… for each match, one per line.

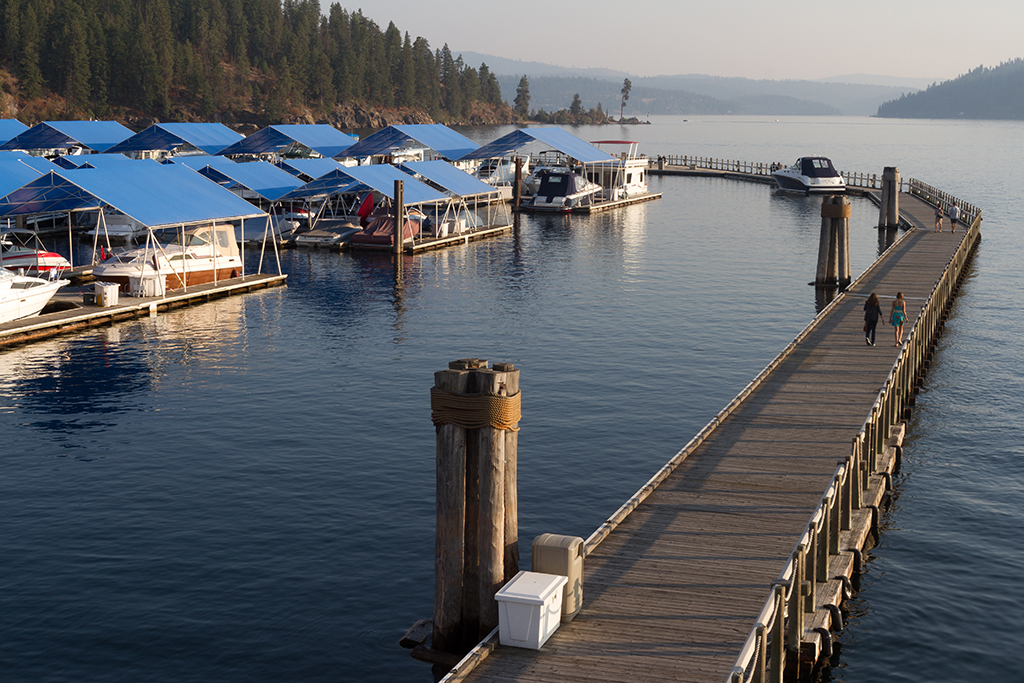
left=1, top=116, right=1019, bottom=682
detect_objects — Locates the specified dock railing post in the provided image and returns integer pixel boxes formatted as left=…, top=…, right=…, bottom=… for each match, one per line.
left=393, top=179, right=405, bottom=255
left=816, top=196, right=851, bottom=288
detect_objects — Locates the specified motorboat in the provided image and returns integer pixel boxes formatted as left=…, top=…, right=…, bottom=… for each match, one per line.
left=234, top=214, right=301, bottom=245
left=82, top=209, right=147, bottom=242
left=293, top=218, right=361, bottom=248
left=525, top=169, right=602, bottom=212
left=475, top=155, right=528, bottom=201
left=1, top=227, right=72, bottom=276
left=771, top=157, right=846, bottom=194
left=92, top=223, right=242, bottom=293
left=0, top=267, right=68, bottom=324
left=589, top=140, right=650, bottom=201
left=350, top=208, right=427, bottom=248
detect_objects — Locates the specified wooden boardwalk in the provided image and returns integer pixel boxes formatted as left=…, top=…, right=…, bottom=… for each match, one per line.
left=444, top=192, right=979, bottom=683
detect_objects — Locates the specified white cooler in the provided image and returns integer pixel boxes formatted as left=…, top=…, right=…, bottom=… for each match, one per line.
left=94, top=282, right=120, bottom=307
left=494, top=570, right=567, bottom=649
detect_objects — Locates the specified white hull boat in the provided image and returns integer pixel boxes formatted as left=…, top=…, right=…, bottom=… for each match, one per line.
left=1, top=228, right=72, bottom=277
left=92, top=223, right=243, bottom=294
left=771, top=157, right=846, bottom=194
left=525, top=170, right=602, bottom=212
left=0, top=267, right=68, bottom=324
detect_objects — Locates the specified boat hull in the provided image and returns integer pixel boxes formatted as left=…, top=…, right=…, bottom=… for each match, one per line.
left=0, top=272, right=68, bottom=324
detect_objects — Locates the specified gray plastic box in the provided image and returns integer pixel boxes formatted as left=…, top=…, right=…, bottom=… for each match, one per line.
left=531, top=533, right=584, bottom=622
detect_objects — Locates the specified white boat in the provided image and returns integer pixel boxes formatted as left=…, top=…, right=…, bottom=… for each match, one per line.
left=92, top=223, right=242, bottom=293
left=234, top=214, right=301, bottom=245
left=1, top=228, right=72, bottom=276
left=476, top=155, right=529, bottom=201
left=525, top=169, right=602, bottom=212
left=589, top=140, right=650, bottom=201
left=0, top=267, right=68, bottom=324
left=771, top=157, right=846, bottom=194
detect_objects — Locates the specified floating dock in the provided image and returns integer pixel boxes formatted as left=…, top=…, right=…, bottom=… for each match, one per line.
left=435, top=189, right=981, bottom=683
left=0, top=273, right=286, bottom=349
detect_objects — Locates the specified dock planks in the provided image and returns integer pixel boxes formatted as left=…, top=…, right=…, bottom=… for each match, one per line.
left=452, top=193, right=976, bottom=683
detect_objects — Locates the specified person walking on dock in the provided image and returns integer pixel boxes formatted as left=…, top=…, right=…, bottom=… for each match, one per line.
left=864, top=292, right=883, bottom=346
left=890, top=292, right=907, bottom=346
left=949, top=202, right=960, bottom=233
left=934, top=206, right=944, bottom=232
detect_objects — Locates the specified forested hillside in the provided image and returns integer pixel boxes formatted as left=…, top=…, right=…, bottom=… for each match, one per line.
left=0, top=0, right=516, bottom=128
left=876, top=59, right=1024, bottom=119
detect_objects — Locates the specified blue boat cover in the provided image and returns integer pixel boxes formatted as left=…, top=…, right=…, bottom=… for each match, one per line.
left=193, top=161, right=304, bottom=201
left=279, top=164, right=447, bottom=205
left=0, top=164, right=265, bottom=228
left=0, top=119, right=29, bottom=145
left=398, top=160, right=498, bottom=198
left=458, top=127, right=614, bottom=164
left=0, top=121, right=134, bottom=153
left=275, top=157, right=348, bottom=180
left=218, top=124, right=357, bottom=159
left=106, top=122, right=244, bottom=155
left=339, top=124, right=478, bottom=161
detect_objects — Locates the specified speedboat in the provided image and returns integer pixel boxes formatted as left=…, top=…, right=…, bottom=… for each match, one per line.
left=92, top=223, right=242, bottom=293
left=1, top=227, right=72, bottom=276
left=771, top=157, right=846, bottom=194
left=0, top=267, right=68, bottom=324
left=525, top=169, right=602, bottom=212
left=293, top=218, right=361, bottom=248
left=350, top=208, right=427, bottom=248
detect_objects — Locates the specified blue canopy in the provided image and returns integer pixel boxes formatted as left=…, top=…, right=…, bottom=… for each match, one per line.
left=339, top=124, right=478, bottom=161
left=398, top=160, right=498, bottom=198
left=0, top=121, right=134, bottom=153
left=275, top=157, right=348, bottom=181
left=280, top=164, right=447, bottom=205
left=218, top=124, right=358, bottom=159
left=0, top=150, right=62, bottom=175
left=76, top=155, right=159, bottom=169
left=276, top=169, right=359, bottom=201
left=106, top=122, right=244, bottom=155
left=173, top=155, right=238, bottom=172
left=0, top=119, right=29, bottom=146
left=459, top=127, right=614, bottom=164
left=0, top=164, right=265, bottom=228
left=0, top=154, right=45, bottom=198
left=192, top=161, right=305, bottom=202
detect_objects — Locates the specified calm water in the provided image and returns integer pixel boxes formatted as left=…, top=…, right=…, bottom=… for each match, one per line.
left=1, top=117, right=1020, bottom=682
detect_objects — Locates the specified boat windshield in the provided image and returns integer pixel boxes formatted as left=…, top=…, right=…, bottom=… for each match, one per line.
left=152, top=227, right=210, bottom=246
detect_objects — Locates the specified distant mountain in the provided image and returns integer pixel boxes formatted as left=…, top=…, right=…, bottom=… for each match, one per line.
left=876, top=59, right=1024, bottom=119
left=457, top=51, right=920, bottom=116
left=816, top=74, right=939, bottom=90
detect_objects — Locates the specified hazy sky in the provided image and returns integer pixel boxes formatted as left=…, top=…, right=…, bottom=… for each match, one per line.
left=322, top=0, right=1023, bottom=81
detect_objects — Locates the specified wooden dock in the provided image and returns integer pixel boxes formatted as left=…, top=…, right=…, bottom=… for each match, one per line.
left=0, top=273, right=287, bottom=349
left=439, top=190, right=981, bottom=683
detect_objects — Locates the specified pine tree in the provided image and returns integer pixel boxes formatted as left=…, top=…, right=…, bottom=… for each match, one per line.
left=514, top=75, right=530, bottom=118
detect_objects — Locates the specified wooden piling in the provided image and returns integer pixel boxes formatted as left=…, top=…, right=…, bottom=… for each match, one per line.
left=879, top=167, right=900, bottom=228
left=393, top=179, right=405, bottom=255
left=431, top=358, right=522, bottom=653
left=513, top=157, right=523, bottom=211
left=816, top=195, right=851, bottom=287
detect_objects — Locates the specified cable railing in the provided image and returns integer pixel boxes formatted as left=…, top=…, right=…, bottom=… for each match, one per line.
left=725, top=207, right=982, bottom=683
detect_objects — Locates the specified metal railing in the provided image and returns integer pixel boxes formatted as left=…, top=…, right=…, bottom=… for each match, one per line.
left=726, top=204, right=982, bottom=683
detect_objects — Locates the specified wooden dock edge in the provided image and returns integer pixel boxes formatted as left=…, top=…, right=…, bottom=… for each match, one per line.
left=0, top=273, right=287, bottom=350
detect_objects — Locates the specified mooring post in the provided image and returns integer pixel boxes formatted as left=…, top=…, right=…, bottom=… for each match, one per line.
left=815, top=195, right=850, bottom=287
left=878, top=167, right=900, bottom=228
left=393, top=179, right=404, bottom=255
left=513, top=157, right=523, bottom=212
left=431, top=358, right=522, bottom=652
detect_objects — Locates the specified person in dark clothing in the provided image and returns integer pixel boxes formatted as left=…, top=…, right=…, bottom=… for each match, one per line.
left=863, top=292, right=882, bottom=346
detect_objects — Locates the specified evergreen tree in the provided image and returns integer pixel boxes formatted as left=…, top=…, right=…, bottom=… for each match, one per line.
left=620, top=77, right=631, bottom=119
left=45, top=0, right=91, bottom=112
left=396, top=33, right=415, bottom=108
left=514, top=75, right=530, bottom=117
left=570, top=93, right=582, bottom=117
